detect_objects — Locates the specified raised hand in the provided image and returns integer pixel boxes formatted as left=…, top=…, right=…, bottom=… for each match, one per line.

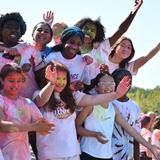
left=83, top=55, right=93, bottom=65
left=43, top=11, right=54, bottom=26
left=4, top=48, right=20, bottom=56
left=99, top=64, right=109, bottom=73
left=45, top=65, right=57, bottom=85
left=132, top=0, right=143, bottom=14
left=115, top=76, right=131, bottom=98
left=21, top=63, right=31, bottom=72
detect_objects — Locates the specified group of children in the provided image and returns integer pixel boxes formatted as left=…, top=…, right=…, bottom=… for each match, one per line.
left=0, top=0, right=160, bottom=159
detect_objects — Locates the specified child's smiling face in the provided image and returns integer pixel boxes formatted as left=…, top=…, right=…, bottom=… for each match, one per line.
left=63, top=35, right=82, bottom=59
left=115, top=39, right=132, bottom=60
left=96, top=74, right=115, bottom=94
left=82, top=22, right=97, bottom=44
left=32, top=23, right=52, bottom=45
left=1, top=20, right=21, bottom=47
left=3, top=72, right=23, bottom=99
left=54, top=71, right=67, bottom=93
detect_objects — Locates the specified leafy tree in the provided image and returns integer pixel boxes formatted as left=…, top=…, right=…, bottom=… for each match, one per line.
left=128, top=86, right=160, bottom=114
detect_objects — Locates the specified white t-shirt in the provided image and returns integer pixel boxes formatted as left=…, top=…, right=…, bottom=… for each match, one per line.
left=83, top=38, right=137, bottom=84
left=105, top=57, right=137, bottom=75
left=35, top=91, right=85, bottom=160
left=112, top=99, right=141, bottom=160
left=83, top=39, right=111, bottom=84
left=45, top=51, right=87, bottom=83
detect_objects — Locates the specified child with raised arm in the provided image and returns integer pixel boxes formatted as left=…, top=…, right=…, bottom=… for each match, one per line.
left=43, top=10, right=68, bottom=45
left=0, top=12, right=55, bottom=159
left=31, top=21, right=53, bottom=70
left=74, top=0, right=143, bottom=81
left=0, top=13, right=54, bottom=74
left=76, top=70, right=160, bottom=160
left=76, top=0, right=143, bottom=53
left=107, top=37, right=160, bottom=75
left=0, top=63, right=54, bottom=160
left=33, top=60, right=130, bottom=160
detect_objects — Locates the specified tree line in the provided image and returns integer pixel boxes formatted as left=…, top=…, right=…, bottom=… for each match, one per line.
left=128, top=86, right=160, bottom=114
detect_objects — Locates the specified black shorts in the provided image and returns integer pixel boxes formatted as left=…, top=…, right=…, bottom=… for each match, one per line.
left=80, top=152, right=113, bottom=160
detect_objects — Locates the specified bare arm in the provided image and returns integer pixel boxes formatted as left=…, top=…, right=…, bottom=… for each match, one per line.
left=133, top=42, right=160, bottom=72
left=76, top=106, right=108, bottom=144
left=0, top=92, right=54, bottom=134
left=114, top=105, right=160, bottom=159
left=76, top=106, right=96, bottom=137
left=146, top=137, right=153, bottom=158
left=34, top=65, right=57, bottom=107
left=0, top=108, right=54, bottom=134
left=0, top=120, right=40, bottom=132
left=34, top=82, right=55, bottom=107
left=134, top=140, right=140, bottom=160
left=78, top=92, right=118, bottom=107
left=0, top=45, right=20, bottom=57
left=109, top=0, right=143, bottom=47
left=0, top=120, right=35, bottom=132
left=78, top=76, right=131, bottom=107
left=0, top=119, right=54, bottom=135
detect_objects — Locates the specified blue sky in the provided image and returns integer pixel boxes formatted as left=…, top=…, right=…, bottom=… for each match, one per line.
left=1, top=0, right=160, bottom=89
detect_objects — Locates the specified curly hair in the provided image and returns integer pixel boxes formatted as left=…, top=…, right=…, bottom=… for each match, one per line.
left=75, top=17, right=105, bottom=43
left=0, top=12, right=26, bottom=39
